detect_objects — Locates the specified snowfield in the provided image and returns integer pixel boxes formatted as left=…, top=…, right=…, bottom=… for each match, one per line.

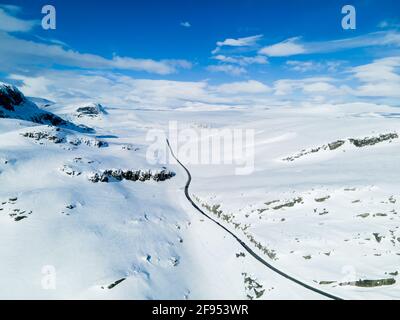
left=1, top=84, right=400, bottom=299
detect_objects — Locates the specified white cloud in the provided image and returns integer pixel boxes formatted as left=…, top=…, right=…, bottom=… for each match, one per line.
left=379, top=21, right=390, bottom=28
left=216, top=80, right=271, bottom=94
left=351, top=57, right=400, bottom=83
left=273, top=77, right=337, bottom=96
left=213, top=55, right=268, bottom=66
left=353, top=82, right=400, bottom=98
left=206, top=64, right=247, bottom=76
left=10, top=71, right=210, bottom=107
left=9, top=71, right=279, bottom=110
left=0, top=7, right=191, bottom=75
left=286, top=60, right=342, bottom=72
left=0, top=4, right=21, bottom=13
left=34, top=35, right=69, bottom=48
left=259, top=37, right=305, bottom=57
left=0, top=6, right=38, bottom=32
left=180, top=21, right=191, bottom=28
left=350, top=57, right=400, bottom=98
left=378, top=19, right=400, bottom=29
left=286, top=60, right=321, bottom=72
left=216, top=34, right=263, bottom=47
left=0, top=32, right=191, bottom=75
left=212, top=34, right=263, bottom=54
left=7, top=58, right=399, bottom=111
left=259, top=31, right=400, bottom=57
left=273, top=57, right=400, bottom=102
left=302, top=82, right=335, bottom=93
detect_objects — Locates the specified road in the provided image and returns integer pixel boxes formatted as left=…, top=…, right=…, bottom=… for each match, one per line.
left=166, top=139, right=343, bottom=300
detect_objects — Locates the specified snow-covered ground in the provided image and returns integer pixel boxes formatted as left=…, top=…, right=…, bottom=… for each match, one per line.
left=1, top=84, right=400, bottom=299
left=178, top=103, right=400, bottom=300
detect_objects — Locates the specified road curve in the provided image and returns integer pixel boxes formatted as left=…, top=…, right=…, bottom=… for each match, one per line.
left=166, top=139, right=343, bottom=301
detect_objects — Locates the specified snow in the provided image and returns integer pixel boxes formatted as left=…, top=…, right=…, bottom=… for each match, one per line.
left=180, top=103, right=400, bottom=299
left=1, top=84, right=400, bottom=299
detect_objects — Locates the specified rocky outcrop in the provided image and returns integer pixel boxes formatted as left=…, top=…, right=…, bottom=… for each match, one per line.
left=76, top=103, right=107, bottom=118
left=349, top=133, right=398, bottom=147
left=0, top=84, right=24, bottom=111
left=283, top=133, right=398, bottom=162
left=328, top=140, right=346, bottom=150
left=21, top=128, right=65, bottom=144
left=89, top=169, right=175, bottom=183
left=68, top=137, right=108, bottom=148
left=59, top=165, right=82, bottom=177
left=1, top=84, right=93, bottom=132
left=1, top=84, right=64, bottom=125
left=21, top=127, right=107, bottom=148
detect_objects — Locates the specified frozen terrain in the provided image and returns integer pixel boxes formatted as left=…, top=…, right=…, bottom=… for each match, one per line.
left=1, top=83, right=400, bottom=299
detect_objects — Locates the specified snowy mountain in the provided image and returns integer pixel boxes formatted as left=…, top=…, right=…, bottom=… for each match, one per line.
left=0, top=84, right=90, bottom=132
left=1, top=83, right=400, bottom=300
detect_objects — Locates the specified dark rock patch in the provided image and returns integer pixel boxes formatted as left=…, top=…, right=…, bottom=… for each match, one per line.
left=283, top=133, right=398, bottom=162
left=1, top=84, right=93, bottom=133
left=339, top=278, right=396, bottom=287
left=349, top=133, right=398, bottom=147
left=21, top=128, right=65, bottom=144
left=76, top=103, right=107, bottom=118
left=89, top=169, right=175, bottom=183
left=0, top=84, right=24, bottom=111
left=102, top=278, right=126, bottom=290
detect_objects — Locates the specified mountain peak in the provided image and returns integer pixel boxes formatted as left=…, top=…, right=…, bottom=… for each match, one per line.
left=0, top=84, right=26, bottom=112
left=0, top=84, right=93, bottom=133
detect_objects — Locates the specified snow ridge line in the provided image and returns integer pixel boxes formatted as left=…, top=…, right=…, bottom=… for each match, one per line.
left=166, top=139, right=343, bottom=300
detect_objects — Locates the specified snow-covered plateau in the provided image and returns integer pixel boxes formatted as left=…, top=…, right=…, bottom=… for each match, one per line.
left=1, top=83, right=400, bottom=300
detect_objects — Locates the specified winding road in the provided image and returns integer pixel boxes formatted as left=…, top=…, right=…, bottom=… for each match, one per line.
left=166, top=139, right=343, bottom=301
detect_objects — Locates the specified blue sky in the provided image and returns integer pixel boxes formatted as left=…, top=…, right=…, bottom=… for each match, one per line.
left=0, top=0, right=399, bottom=107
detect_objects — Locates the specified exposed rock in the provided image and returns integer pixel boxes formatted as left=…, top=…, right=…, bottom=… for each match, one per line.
left=349, top=133, right=398, bottom=147
left=122, top=144, right=139, bottom=151
left=283, top=133, right=398, bottom=162
left=60, top=165, right=82, bottom=177
left=339, top=278, right=395, bottom=287
left=242, top=273, right=265, bottom=300
left=76, top=103, right=107, bottom=118
left=21, top=128, right=65, bottom=144
left=102, top=278, right=126, bottom=290
left=283, top=146, right=325, bottom=162
left=315, top=195, right=330, bottom=202
left=89, top=169, right=175, bottom=183
left=14, top=216, right=27, bottom=222
left=1, top=84, right=93, bottom=132
left=68, top=137, right=108, bottom=148
left=0, top=84, right=24, bottom=111
left=273, top=197, right=303, bottom=210
left=328, top=140, right=345, bottom=150
left=283, top=140, right=344, bottom=161
left=22, top=127, right=106, bottom=148
left=373, top=233, right=383, bottom=243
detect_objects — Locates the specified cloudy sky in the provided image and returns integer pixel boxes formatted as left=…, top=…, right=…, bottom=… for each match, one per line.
left=1, top=0, right=400, bottom=107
